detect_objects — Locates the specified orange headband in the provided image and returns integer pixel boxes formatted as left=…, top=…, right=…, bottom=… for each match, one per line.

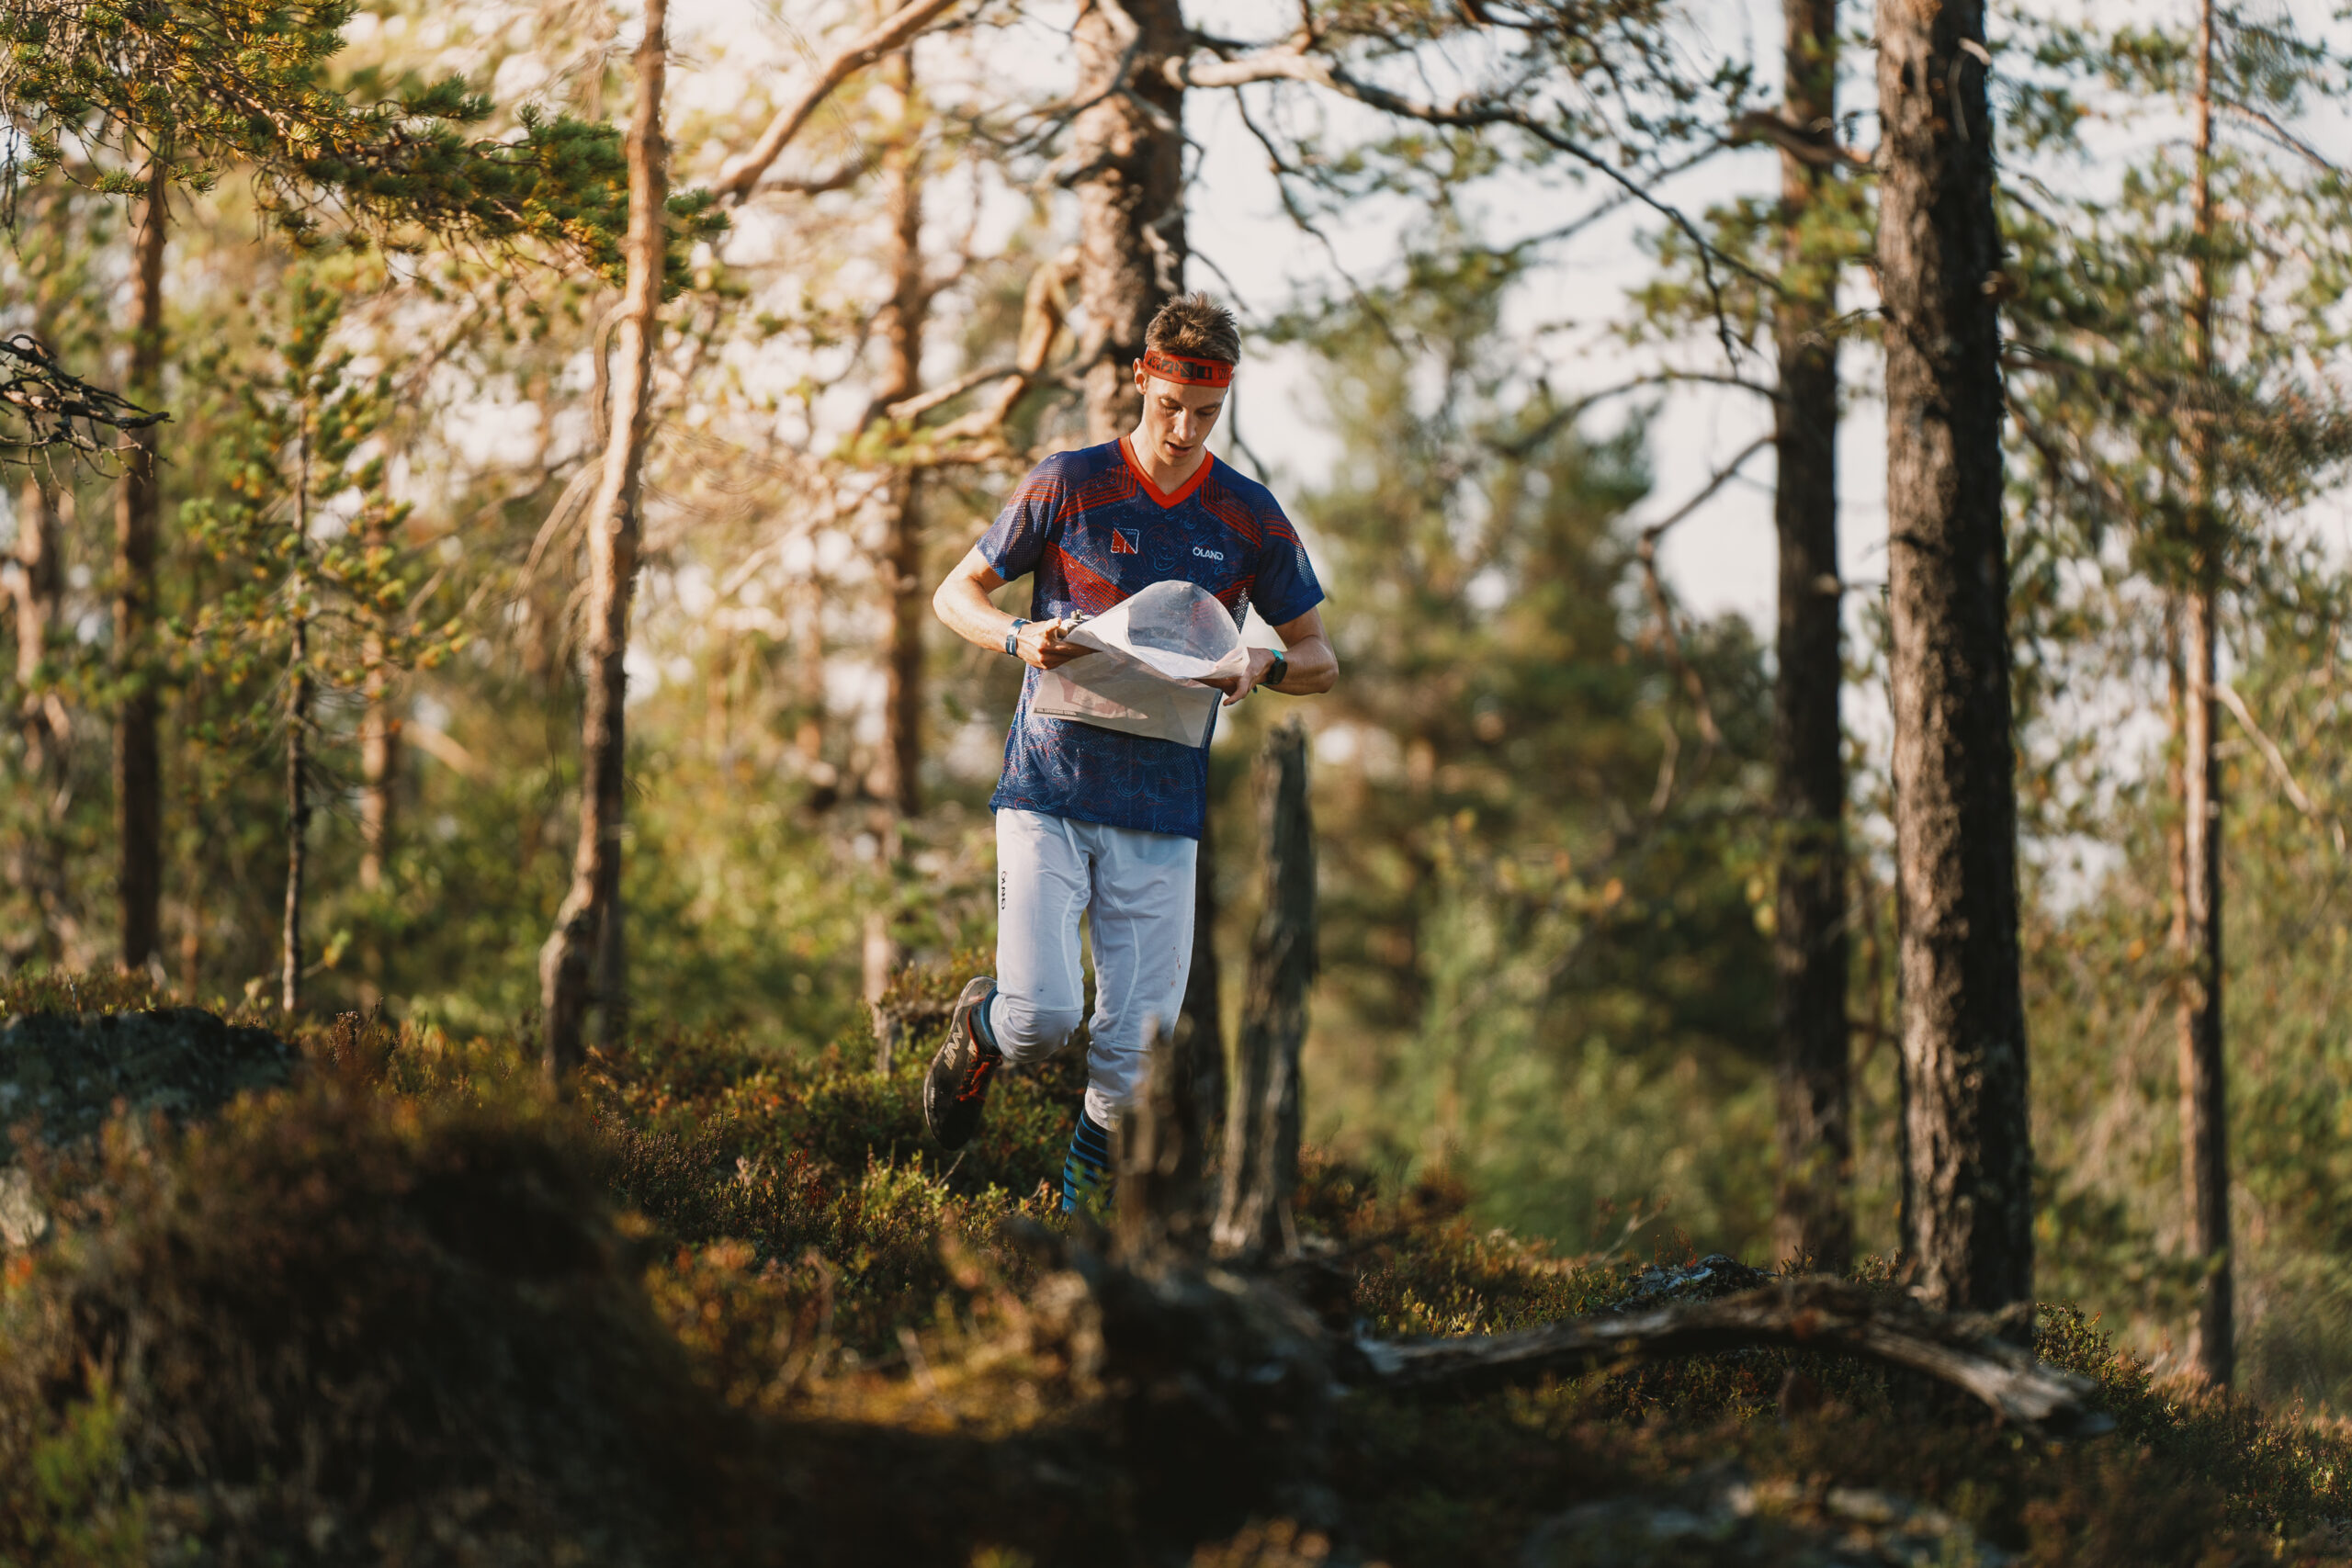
left=1139, top=347, right=1234, bottom=388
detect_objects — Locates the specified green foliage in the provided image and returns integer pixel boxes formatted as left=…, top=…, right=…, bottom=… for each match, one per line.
left=0, top=0, right=726, bottom=286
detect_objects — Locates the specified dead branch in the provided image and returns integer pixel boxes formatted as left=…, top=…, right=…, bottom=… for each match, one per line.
left=0, top=335, right=167, bottom=460
left=1630, top=434, right=1765, bottom=792
left=885, top=360, right=1019, bottom=422
left=1729, top=108, right=1872, bottom=170
left=914, top=247, right=1079, bottom=459
left=1347, top=1278, right=2105, bottom=1433
left=2213, top=681, right=2338, bottom=851
left=711, top=0, right=968, bottom=205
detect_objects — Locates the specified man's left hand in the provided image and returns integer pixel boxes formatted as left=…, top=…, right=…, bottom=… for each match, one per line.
left=1207, top=647, right=1283, bottom=706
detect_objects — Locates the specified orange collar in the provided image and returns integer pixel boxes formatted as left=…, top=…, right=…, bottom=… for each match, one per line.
left=1120, top=436, right=1214, bottom=509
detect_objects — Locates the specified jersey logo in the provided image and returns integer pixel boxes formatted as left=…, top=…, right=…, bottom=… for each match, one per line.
left=1192, top=546, right=1225, bottom=561
left=1112, top=527, right=1140, bottom=555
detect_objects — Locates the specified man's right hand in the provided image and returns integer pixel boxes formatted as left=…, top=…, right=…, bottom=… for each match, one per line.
left=1018, top=616, right=1093, bottom=671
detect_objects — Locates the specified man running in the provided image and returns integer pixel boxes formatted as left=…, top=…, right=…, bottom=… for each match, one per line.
left=925, top=293, right=1337, bottom=1210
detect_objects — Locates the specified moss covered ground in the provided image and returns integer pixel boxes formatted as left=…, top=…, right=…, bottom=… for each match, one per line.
left=2, top=970, right=2350, bottom=1565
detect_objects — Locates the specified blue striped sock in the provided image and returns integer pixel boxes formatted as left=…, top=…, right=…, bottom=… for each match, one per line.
left=972, top=988, right=1002, bottom=1056
left=1062, top=1110, right=1114, bottom=1215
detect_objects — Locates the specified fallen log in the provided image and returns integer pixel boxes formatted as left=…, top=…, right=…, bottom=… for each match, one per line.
left=1345, top=1279, right=2109, bottom=1435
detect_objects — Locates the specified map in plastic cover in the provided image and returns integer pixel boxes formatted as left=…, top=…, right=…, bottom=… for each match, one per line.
left=1028, top=580, right=1253, bottom=747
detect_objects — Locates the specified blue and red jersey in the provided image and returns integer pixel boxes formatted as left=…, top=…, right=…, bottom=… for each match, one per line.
left=979, top=438, right=1325, bottom=840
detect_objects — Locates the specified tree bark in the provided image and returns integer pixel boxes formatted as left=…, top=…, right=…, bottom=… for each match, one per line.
left=7, top=474, right=70, bottom=964
left=1770, top=0, right=1851, bottom=1273
left=1876, top=0, right=2031, bottom=1311
left=282, top=414, right=312, bottom=1016
left=541, top=0, right=669, bottom=1084
left=358, top=518, right=398, bottom=1008
left=2177, top=0, right=2232, bottom=1384
left=1180, top=803, right=1227, bottom=1156
left=1071, top=0, right=1189, bottom=445
left=116, top=164, right=167, bottom=976
left=1214, top=721, right=1316, bottom=1259
left=871, top=45, right=927, bottom=819
left=862, top=46, right=930, bottom=1061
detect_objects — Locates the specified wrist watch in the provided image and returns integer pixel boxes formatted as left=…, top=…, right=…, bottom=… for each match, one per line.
left=1264, top=653, right=1289, bottom=691
left=1004, top=617, right=1029, bottom=656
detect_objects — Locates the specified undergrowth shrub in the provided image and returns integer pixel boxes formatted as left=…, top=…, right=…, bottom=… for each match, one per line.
left=1, top=1080, right=774, bottom=1564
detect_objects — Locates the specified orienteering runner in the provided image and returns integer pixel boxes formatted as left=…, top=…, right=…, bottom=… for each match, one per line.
left=925, top=293, right=1337, bottom=1210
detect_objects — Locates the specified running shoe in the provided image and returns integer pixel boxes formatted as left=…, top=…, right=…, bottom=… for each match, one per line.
left=923, top=976, right=1002, bottom=1150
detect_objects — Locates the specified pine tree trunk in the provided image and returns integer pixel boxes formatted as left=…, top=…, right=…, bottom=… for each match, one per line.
left=115, top=164, right=166, bottom=976
left=282, top=422, right=312, bottom=1016
left=2178, top=0, right=2232, bottom=1383
left=358, top=516, right=398, bottom=1008
left=876, top=46, right=927, bottom=820
left=12, top=476, right=60, bottom=768
left=1072, top=0, right=1188, bottom=445
left=2178, top=586, right=2229, bottom=1381
left=1876, top=0, right=2032, bottom=1311
left=1770, top=0, right=1851, bottom=1273
left=541, top=0, right=669, bottom=1084
left=7, top=474, right=68, bottom=964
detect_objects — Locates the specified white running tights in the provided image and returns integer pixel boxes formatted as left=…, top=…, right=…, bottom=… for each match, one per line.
left=989, top=808, right=1197, bottom=1130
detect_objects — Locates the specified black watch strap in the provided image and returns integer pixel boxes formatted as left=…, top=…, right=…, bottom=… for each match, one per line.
left=1265, top=653, right=1289, bottom=691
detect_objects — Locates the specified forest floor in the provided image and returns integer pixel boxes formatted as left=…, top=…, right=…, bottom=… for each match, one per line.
left=3, top=967, right=2351, bottom=1566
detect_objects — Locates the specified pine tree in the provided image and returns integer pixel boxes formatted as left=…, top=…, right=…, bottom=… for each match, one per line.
left=1877, top=0, right=2031, bottom=1312
left=541, top=0, right=673, bottom=1078
left=2003, top=0, right=2352, bottom=1379
left=178, top=267, right=455, bottom=1015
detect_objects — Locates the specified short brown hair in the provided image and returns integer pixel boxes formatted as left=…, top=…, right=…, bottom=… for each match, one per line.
left=1146, top=292, right=1241, bottom=366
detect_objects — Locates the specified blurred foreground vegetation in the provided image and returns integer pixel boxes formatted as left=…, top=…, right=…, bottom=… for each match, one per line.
left=5, top=976, right=2352, bottom=1564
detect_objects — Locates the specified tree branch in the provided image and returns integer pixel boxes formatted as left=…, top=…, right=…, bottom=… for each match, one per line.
left=2212, top=680, right=2328, bottom=831
left=711, top=0, right=967, bottom=205
left=885, top=361, right=1020, bottom=422
left=1729, top=108, right=1872, bottom=170
left=1170, top=40, right=1770, bottom=362
left=1629, top=431, right=1770, bottom=796
left=2216, top=96, right=2343, bottom=176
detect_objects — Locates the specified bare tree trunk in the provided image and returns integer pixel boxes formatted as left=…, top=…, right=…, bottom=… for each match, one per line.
left=541, top=0, right=669, bottom=1085
left=7, top=475, right=70, bottom=964
left=358, top=520, right=398, bottom=1009
left=1180, top=803, right=1227, bottom=1156
left=1770, top=0, right=1851, bottom=1274
left=282, top=417, right=312, bottom=1016
left=862, top=46, right=930, bottom=1058
left=358, top=684, right=397, bottom=897
left=1214, top=721, right=1316, bottom=1260
left=872, top=46, right=927, bottom=819
left=2178, top=0, right=2232, bottom=1383
left=881, top=473, right=923, bottom=818
left=1071, top=0, right=1188, bottom=445
left=1876, top=0, right=2031, bottom=1312
left=116, top=164, right=167, bottom=976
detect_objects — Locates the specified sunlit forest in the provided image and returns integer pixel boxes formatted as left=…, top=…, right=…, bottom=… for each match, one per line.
left=6, top=0, right=2352, bottom=1562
